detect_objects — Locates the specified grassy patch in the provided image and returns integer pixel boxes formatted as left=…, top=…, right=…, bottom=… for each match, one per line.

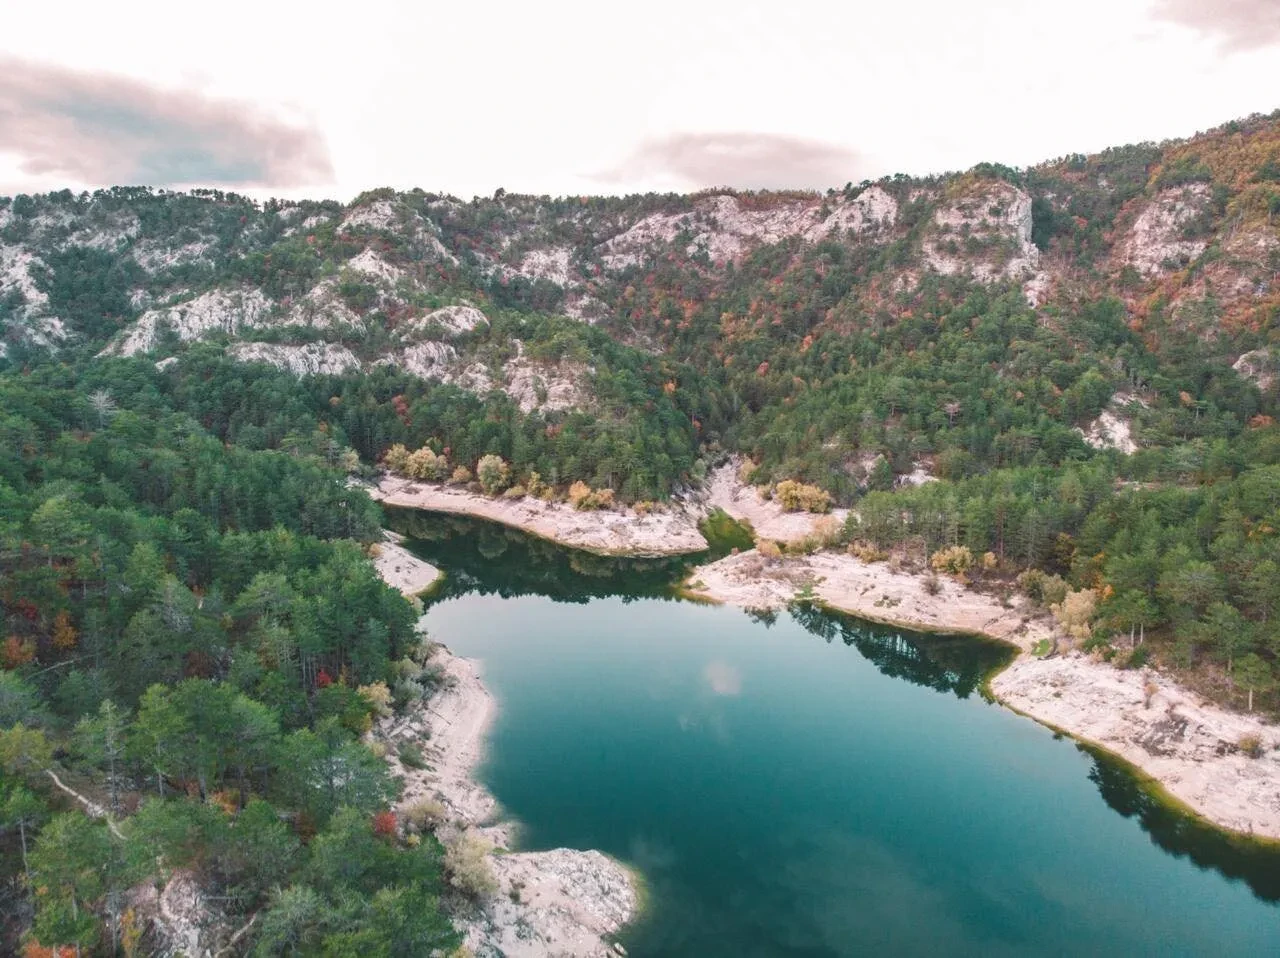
left=699, top=508, right=756, bottom=558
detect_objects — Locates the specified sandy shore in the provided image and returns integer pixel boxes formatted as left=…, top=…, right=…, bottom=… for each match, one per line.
left=689, top=548, right=1280, bottom=841
left=370, top=474, right=707, bottom=556
left=992, top=656, right=1280, bottom=839
left=372, top=530, right=442, bottom=595
left=373, top=559, right=638, bottom=956
left=686, top=548, right=1054, bottom=649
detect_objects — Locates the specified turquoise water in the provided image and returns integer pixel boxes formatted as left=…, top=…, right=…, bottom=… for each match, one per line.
left=395, top=512, right=1280, bottom=956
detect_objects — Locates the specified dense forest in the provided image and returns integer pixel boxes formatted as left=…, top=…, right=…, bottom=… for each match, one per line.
left=3, top=111, right=1280, bottom=951
left=0, top=366, right=464, bottom=954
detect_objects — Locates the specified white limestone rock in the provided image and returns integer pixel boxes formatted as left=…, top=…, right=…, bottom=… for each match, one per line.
left=105, top=288, right=274, bottom=356
left=228, top=341, right=362, bottom=376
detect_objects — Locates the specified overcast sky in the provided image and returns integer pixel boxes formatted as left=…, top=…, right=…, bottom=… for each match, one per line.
left=1, top=0, right=1277, bottom=201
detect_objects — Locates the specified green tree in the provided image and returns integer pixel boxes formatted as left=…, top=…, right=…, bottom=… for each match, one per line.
left=1234, top=653, right=1275, bottom=712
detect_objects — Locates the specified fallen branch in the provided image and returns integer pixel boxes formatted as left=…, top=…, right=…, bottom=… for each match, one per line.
left=216, top=912, right=259, bottom=956
left=44, top=768, right=125, bottom=840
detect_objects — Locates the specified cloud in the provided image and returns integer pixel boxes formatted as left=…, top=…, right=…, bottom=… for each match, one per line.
left=0, top=58, right=333, bottom=189
left=598, top=132, right=867, bottom=191
left=703, top=660, right=742, bottom=696
left=1151, top=0, right=1280, bottom=51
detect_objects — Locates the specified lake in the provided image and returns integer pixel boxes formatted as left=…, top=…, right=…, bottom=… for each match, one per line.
left=391, top=510, right=1280, bottom=957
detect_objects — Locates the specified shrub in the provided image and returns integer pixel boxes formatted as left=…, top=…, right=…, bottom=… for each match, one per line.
left=929, top=545, right=973, bottom=576
left=372, top=810, right=398, bottom=838
left=403, top=798, right=447, bottom=832
left=476, top=455, right=511, bottom=495
left=756, top=538, right=782, bottom=560
left=450, top=466, right=472, bottom=485
left=443, top=829, right=498, bottom=898
left=357, top=681, right=393, bottom=718
left=1238, top=734, right=1265, bottom=759
left=1018, top=569, right=1068, bottom=606
left=773, top=479, right=832, bottom=513
left=501, top=484, right=527, bottom=499
left=1051, top=589, right=1098, bottom=644
left=981, top=551, right=998, bottom=572
left=1122, top=645, right=1150, bottom=669
left=384, top=443, right=411, bottom=474
left=568, top=481, right=614, bottom=510
left=922, top=574, right=943, bottom=596
left=398, top=742, right=427, bottom=770
left=848, top=541, right=887, bottom=562
left=406, top=446, right=448, bottom=481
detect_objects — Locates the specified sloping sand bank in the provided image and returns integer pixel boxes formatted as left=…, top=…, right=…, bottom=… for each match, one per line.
left=689, top=548, right=1280, bottom=840
left=372, top=530, right=442, bottom=595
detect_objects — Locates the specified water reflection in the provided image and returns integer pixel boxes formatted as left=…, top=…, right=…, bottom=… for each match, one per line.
left=788, top=600, right=1012, bottom=700
left=383, top=507, right=693, bottom=602
left=390, top=505, right=1280, bottom=903
left=1085, top=746, right=1280, bottom=902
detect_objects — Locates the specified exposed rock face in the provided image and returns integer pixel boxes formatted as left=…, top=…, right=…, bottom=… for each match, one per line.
left=1234, top=348, right=1277, bottom=390
left=1076, top=392, right=1146, bottom=454
left=346, top=247, right=404, bottom=283
left=0, top=245, right=64, bottom=350
left=1079, top=410, right=1137, bottom=454
left=599, top=186, right=898, bottom=270
left=339, top=197, right=456, bottom=264
left=228, top=341, right=362, bottom=376
left=517, top=245, right=573, bottom=285
left=339, top=198, right=403, bottom=233
left=281, top=278, right=364, bottom=331
left=106, top=287, right=274, bottom=356
left=133, top=238, right=213, bottom=273
left=922, top=180, right=1039, bottom=282
left=501, top=353, right=588, bottom=413
left=402, top=303, right=489, bottom=337
left=1118, top=184, right=1213, bottom=278
left=392, top=341, right=459, bottom=379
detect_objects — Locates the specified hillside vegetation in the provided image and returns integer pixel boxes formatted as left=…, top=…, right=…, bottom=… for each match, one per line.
left=2, top=111, right=1280, bottom=952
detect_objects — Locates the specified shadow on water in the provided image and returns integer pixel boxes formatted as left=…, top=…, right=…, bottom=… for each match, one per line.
left=1084, top=745, right=1280, bottom=902
left=383, top=507, right=695, bottom=603
left=387, top=505, right=1280, bottom=905
left=787, top=600, right=1013, bottom=700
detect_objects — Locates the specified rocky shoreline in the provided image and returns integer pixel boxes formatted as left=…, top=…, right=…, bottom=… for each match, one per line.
left=369, top=474, right=707, bottom=556
left=372, top=546, right=638, bottom=957
left=371, top=529, right=442, bottom=596
left=686, top=548, right=1280, bottom=841
left=370, top=469, right=1280, bottom=843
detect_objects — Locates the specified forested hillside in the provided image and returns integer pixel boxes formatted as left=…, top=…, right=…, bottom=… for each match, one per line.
left=3, top=110, right=1280, bottom=952
left=0, top=365, right=466, bottom=953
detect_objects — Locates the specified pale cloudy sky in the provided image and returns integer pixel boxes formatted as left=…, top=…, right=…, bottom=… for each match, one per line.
left=1, top=0, right=1277, bottom=200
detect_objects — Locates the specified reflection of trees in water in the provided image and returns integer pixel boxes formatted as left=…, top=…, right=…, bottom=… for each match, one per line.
left=389, top=506, right=1280, bottom=902
left=1086, top=746, right=1280, bottom=903
left=383, top=507, right=692, bottom=604
left=791, top=601, right=1280, bottom=900
left=788, top=601, right=1012, bottom=700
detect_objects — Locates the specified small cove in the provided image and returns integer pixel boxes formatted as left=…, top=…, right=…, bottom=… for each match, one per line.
left=389, top=510, right=1280, bottom=956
